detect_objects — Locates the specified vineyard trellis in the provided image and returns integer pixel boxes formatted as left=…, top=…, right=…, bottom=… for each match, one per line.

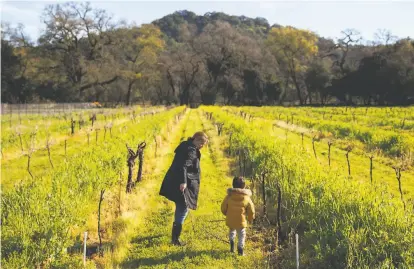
left=1, top=105, right=413, bottom=268
left=203, top=105, right=414, bottom=268
left=1, top=106, right=185, bottom=268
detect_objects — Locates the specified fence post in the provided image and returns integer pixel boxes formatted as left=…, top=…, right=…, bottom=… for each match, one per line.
left=296, top=233, right=299, bottom=269
left=261, top=171, right=267, bottom=218
left=83, top=231, right=87, bottom=266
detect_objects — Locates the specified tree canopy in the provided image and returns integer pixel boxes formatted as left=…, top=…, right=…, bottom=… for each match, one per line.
left=2, top=5, right=414, bottom=105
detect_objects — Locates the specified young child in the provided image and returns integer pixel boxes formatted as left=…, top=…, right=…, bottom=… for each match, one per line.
left=221, top=176, right=255, bottom=256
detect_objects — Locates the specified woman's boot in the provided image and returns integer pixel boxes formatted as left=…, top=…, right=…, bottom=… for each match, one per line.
left=172, top=222, right=185, bottom=246
left=171, top=222, right=178, bottom=244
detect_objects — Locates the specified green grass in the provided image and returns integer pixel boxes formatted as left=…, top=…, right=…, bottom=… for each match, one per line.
left=224, top=107, right=414, bottom=201
left=268, top=119, right=414, bottom=201
left=120, top=109, right=267, bottom=269
left=235, top=106, right=414, bottom=160
left=203, top=106, right=414, bottom=268
left=0, top=107, right=185, bottom=268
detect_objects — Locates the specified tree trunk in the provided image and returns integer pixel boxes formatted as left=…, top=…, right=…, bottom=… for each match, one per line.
left=125, top=80, right=134, bottom=106
left=279, top=77, right=289, bottom=105
left=291, top=74, right=304, bottom=105
left=180, top=86, right=190, bottom=106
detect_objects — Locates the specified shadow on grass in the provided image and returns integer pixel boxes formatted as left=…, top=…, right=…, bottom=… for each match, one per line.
left=130, top=234, right=164, bottom=246
left=121, top=249, right=228, bottom=268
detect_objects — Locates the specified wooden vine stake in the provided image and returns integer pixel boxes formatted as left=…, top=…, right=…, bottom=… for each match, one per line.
left=26, top=148, right=34, bottom=179
left=71, top=118, right=76, bottom=135
left=345, top=145, right=353, bottom=177
left=251, top=175, right=257, bottom=199
left=393, top=166, right=406, bottom=211
left=126, top=142, right=146, bottom=193
left=228, top=132, right=233, bottom=155
left=243, top=150, right=248, bottom=176
left=108, top=123, right=113, bottom=138
left=98, top=189, right=105, bottom=257
left=351, top=111, right=356, bottom=122
left=78, top=115, right=85, bottom=130
left=238, top=149, right=243, bottom=176
left=312, top=136, right=317, bottom=159
left=45, top=134, right=54, bottom=168
left=64, top=139, right=67, bottom=159
left=132, top=110, right=137, bottom=123
left=400, top=117, right=406, bottom=129
left=216, top=123, right=224, bottom=136
left=154, top=135, right=158, bottom=157
left=26, top=128, right=37, bottom=179
left=369, top=155, right=374, bottom=184
left=301, top=132, right=304, bottom=149
left=261, top=170, right=268, bottom=219
left=17, top=130, right=24, bottom=152
left=238, top=149, right=247, bottom=177
left=328, top=140, right=333, bottom=167
left=118, top=172, right=122, bottom=217
left=90, top=113, right=97, bottom=127
left=95, top=129, right=100, bottom=144
left=276, top=182, right=282, bottom=246
left=135, top=142, right=146, bottom=184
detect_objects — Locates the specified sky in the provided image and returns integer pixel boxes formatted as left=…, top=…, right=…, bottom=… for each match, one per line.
left=1, top=0, right=413, bottom=43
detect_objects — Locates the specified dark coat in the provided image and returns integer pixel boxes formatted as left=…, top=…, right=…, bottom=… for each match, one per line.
left=159, top=138, right=201, bottom=210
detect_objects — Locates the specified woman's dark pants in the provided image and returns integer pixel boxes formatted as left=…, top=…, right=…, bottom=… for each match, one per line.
left=171, top=201, right=189, bottom=245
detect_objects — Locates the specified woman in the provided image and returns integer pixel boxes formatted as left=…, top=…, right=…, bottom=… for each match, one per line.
left=159, top=131, right=208, bottom=246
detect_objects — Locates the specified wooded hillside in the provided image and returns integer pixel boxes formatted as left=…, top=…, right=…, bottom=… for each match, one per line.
left=2, top=4, right=413, bottom=105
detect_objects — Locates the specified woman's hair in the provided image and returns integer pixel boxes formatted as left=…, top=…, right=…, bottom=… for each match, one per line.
left=232, top=176, right=246, bottom=189
left=192, top=131, right=209, bottom=147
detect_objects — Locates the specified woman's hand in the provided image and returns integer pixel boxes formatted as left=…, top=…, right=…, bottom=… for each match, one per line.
left=180, top=183, right=187, bottom=192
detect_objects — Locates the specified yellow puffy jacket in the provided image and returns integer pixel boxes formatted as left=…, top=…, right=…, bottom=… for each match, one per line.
left=221, top=188, right=255, bottom=230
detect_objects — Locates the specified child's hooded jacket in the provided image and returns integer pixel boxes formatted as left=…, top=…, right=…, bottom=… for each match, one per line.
left=221, top=188, right=255, bottom=229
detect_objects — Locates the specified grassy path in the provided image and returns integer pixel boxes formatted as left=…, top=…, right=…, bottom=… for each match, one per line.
left=104, top=109, right=190, bottom=267
left=120, top=109, right=267, bottom=269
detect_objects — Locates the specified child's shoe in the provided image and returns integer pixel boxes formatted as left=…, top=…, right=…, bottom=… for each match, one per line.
left=237, top=246, right=244, bottom=256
